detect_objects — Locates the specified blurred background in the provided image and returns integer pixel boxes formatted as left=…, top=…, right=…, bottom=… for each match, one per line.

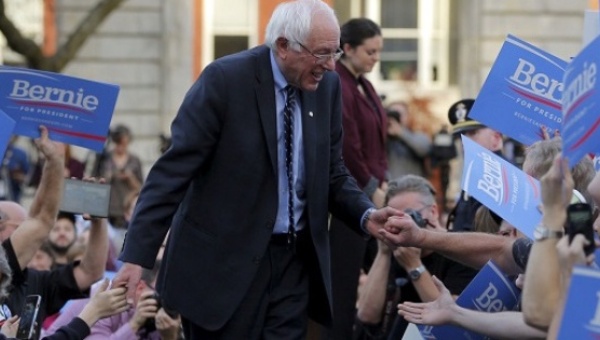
left=0, top=0, right=595, bottom=207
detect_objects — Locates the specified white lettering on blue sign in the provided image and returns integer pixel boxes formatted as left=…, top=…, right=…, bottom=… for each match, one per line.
left=509, top=58, right=563, bottom=102
left=474, top=283, right=505, bottom=312
left=9, top=80, right=99, bottom=111
left=563, top=62, right=597, bottom=112
left=476, top=152, right=503, bottom=204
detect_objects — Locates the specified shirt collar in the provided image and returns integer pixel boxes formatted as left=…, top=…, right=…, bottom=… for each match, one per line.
left=270, top=50, right=290, bottom=93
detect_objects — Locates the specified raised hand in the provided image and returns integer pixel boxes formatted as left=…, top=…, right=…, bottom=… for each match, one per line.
left=130, top=289, right=159, bottom=331
left=34, top=125, right=64, bottom=162
left=393, top=246, right=422, bottom=271
left=76, top=278, right=129, bottom=327
left=540, top=154, right=573, bottom=213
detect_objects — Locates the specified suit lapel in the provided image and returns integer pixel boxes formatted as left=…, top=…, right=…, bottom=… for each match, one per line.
left=300, top=90, right=317, bottom=192
left=255, top=48, right=278, bottom=174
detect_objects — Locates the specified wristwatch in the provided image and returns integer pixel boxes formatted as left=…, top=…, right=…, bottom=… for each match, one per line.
left=533, top=225, right=564, bottom=241
left=408, top=265, right=426, bottom=281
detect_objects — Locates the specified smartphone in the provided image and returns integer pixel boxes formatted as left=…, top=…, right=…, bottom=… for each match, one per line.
left=60, top=178, right=111, bottom=218
left=16, top=295, right=41, bottom=340
left=566, top=203, right=596, bottom=256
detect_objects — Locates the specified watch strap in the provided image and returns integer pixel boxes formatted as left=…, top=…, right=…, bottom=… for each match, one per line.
left=533, top=225, right=564, bottom=241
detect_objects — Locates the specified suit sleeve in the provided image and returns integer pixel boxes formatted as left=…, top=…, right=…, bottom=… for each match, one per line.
left=120, top=62, right=227, bottom=268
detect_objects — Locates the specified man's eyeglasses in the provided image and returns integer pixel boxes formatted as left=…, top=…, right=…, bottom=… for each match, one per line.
left=294, top=41, right=343, bottom=64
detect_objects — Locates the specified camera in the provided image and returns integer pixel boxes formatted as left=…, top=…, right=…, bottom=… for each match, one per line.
left=141, top=292, right=161, bottom=333
left=405, top=209, right=428, bottom=228
left=141, top=292, right=180, bottom=333
left=566, top=203, right=596, bottom=256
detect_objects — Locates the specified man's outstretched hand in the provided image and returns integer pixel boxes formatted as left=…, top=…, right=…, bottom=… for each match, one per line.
left=113, top=262, right=143, bottom=304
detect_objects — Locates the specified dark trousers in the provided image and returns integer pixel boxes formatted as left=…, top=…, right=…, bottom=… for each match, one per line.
left=182, top=232, right=310, bottom=340
left=328, top=217, right=369, bottom=340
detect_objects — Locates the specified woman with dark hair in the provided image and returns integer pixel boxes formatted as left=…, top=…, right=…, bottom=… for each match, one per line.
left=329, top=18, right=388, bottom=340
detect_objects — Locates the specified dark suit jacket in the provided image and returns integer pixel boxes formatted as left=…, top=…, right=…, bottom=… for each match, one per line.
left=120, top=45, right=373, bottom=330
left=336, top=62, right=387, bottom=191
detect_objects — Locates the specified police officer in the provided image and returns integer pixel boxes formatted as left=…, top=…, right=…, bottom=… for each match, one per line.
left=447, top=99, right=504, bottom=232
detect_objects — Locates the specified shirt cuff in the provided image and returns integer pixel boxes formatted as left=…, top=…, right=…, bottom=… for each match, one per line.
left=360, top=207, right=377, bottom=236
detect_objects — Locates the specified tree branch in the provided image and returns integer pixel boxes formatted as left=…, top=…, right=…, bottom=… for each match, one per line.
left=51, top=0, right=126, bottom=72
left=0, top=0, right=44, bottom=68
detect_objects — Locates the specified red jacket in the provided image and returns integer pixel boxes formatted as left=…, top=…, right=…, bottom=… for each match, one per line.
left=336, top=62, right=388, bottom=193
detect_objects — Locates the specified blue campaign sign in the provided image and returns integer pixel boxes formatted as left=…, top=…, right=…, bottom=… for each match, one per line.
left=0, top=66, right=119, bottom=152
left=558, top=266, right=600, bottom=339
left=0, top=109, right=16, bottom=161
left=460, top=136, right=541, bottom=239
left=469, top=35, right=567, bottom=146
left=561, top=35, right=600, bottom=168
left=418, top=261, right=520, bottom=340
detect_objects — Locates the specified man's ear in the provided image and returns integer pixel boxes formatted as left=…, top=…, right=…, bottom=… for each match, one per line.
left=276, top=37, right=289, bottom=50
left=275, top=37, right=289, bottom=59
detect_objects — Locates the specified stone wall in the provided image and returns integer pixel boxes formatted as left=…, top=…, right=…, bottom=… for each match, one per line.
left=56, top=0, right=194, bottom=173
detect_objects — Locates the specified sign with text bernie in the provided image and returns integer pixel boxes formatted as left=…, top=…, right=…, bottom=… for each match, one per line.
left=0, top=66, right=119, bottom=152
left=418, top=261, right=521, bottom=340
left=561, top=34, right=600, bottom=168
left=460, top=136, right=541, bottom=239
left=0, top=109, right=16, bottom=162
left=469, top=34, right=567, bottom=146
left=558, top=266, right=600, bottom=339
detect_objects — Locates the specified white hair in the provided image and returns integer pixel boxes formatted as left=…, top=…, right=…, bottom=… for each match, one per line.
left=264, top=0, right=338, bottom=50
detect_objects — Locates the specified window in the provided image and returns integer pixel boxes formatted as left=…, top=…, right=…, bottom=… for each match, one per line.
left=202, top=0, right=258, bottom=67
left=214, top=35, right=249, bottom=59
left=366, top=0, right=450, bottom=89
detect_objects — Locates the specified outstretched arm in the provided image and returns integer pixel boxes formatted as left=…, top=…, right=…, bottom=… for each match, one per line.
left=398, top=276, right=546, bottom=340
left=73, top=215, right=109, bottom=290
left=379, top=215, right=521, bottom=275
left=10, top=126, right=65, bottom=270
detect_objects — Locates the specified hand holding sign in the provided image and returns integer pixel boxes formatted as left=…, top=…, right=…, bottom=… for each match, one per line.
left=0, top=66, right=119, bottom=152
left=468, top=35, right=567, bottom=146
left=561, top=35, right=600, bottom=168
left=34, top=125, right=65, bottom=163
left=540, top=154, right=573, bottom=214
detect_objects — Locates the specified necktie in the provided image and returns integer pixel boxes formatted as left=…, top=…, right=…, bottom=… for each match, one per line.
left=284, top=85, right=296, bottom=243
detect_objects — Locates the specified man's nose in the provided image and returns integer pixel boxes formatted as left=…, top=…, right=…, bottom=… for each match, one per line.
left=322, top=57, right=336, bottom=71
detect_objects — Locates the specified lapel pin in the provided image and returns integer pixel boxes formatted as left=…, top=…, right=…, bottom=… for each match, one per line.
left=309, top=111, right=314, bottom=117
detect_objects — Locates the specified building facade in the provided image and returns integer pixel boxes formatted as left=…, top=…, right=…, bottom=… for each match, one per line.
left=0, top=0, right=592, bottom=168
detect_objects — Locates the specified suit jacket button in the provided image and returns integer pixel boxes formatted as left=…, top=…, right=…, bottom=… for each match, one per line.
left=252, top=256, right=262, bottom=264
